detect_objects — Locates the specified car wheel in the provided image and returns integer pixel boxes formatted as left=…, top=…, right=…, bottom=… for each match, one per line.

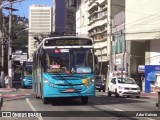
left=103, top=89, right=105, bottom=92
left=136, top=96, right=140, bottom=98
left=108, top=89, right=111, bottom=97
left=115, top=89, right=119, bottom=98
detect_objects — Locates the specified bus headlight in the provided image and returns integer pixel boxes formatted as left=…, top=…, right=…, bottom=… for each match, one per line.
left=44, top=78, right=55, bottom=87
left=91, top=78, right=94, bottom=82
left=44, top=79, right=49, bottom=83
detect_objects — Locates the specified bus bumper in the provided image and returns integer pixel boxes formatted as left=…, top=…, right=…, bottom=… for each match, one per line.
left=43, top=84, right=95, bottom=97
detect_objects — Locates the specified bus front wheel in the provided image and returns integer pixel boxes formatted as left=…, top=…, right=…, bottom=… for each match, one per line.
left=81, top=96, right=88, bottom=104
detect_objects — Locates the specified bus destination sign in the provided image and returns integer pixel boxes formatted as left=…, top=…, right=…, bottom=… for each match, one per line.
left=44, top=38, right=92, bottom=46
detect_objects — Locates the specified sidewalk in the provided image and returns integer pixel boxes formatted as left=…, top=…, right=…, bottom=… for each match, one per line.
left=0, top=88, right=17, bottom=93
left=141, top=92, right=158, bottom=98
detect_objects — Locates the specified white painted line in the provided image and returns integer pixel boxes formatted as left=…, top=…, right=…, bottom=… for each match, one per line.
left=26, top=98, right=43, bottom=120
left=146, top=118, right=155, bottom=120
left=114, top=109, right=124, bottom=111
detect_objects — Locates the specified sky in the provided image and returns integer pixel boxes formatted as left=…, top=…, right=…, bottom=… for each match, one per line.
left=3, top=0, right=53, bottom=18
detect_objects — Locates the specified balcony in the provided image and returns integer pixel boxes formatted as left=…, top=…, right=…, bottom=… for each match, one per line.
left=88, top=10, right=107, bottom=25
left=88, top=3, right=98, bottom=13
left=88, top=0, right=97, bottom=6
left=88, top=17, right=107, bottom=31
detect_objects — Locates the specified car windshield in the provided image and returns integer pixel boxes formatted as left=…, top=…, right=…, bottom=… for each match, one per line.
left=117, top=77, right=136, bottom=84
left=96, top=79, right=103, bottom=83
left=95, top=76, right=104, bottom=83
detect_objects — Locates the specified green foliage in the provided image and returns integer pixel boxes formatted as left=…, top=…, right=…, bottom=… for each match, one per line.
left=11, top=21, right=28, bottom=53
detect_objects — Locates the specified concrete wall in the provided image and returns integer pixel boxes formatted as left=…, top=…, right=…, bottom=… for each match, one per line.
left=150, top=40, right=160, bottom=65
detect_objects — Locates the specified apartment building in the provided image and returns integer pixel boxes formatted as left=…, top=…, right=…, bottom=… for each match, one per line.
left=76, top=0, right=89, bottom=37
left=52, top=0, right=76, bottom=35
left=88, top=0, right=108, bottom=77
left=76, top=0, right=108, bottom=77
left=28, top=5, right=52, bottom=60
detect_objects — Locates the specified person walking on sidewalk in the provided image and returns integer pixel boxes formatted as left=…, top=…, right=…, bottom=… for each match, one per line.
left=4, top=74, right=10, bottom=88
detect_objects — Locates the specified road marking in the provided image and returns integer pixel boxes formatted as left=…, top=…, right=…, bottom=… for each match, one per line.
left=114, top=109, right=124, bottom=111
left=26, top=98, right=43, bottom=120
left=146, top=118, right=155, bottom=120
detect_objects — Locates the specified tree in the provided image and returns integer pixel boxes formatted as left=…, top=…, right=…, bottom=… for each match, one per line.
left=11, top=16, right=28, bottom=53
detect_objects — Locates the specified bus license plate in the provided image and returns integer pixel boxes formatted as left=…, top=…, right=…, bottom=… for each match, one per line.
left=66, top=89, right=75, bottom=92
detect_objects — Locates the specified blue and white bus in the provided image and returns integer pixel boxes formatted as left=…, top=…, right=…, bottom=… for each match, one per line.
left=32, top=36, right=98, bottom=104
left=21, top=61, right=33, bottom=88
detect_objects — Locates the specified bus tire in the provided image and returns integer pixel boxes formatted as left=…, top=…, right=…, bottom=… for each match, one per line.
left=81, top=96, right=88, bottom=105
left=42, top=97, right=49, bottom=104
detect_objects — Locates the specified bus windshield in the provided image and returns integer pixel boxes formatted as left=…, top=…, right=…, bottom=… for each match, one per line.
left=23, top=65, right=32, bottom=76
left=43, top=48, right=94, bottom=74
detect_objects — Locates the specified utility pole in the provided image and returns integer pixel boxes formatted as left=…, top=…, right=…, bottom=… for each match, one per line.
left=107, top=0, right=112, bottom=76
left=0, top=17, right=5, bottom=88
left=5, top=1, right=18, bottom=88
left=8, top=1, right=12, bottom=87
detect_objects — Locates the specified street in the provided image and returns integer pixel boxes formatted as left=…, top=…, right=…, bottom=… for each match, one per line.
left=0, top=84, right=159, bottom=120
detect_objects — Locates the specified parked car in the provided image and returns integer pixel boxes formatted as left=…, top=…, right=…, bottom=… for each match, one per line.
left=95, top=76, right=106, bottom=92
left=107, top=77, right=140, bottom=98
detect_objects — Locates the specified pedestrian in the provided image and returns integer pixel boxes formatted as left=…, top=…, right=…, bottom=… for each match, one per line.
left=4, top=75, right=10, bottom=88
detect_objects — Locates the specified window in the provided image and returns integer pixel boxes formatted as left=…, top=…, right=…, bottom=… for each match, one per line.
left=111, top=78, right=116, bottom=84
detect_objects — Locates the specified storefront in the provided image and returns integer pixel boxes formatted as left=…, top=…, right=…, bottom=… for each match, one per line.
left=145, top=65, right=160, bottom=93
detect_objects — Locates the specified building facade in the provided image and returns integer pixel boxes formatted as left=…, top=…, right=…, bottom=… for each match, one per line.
left=28, top=5, right=52, bottom=60
left=125, top=0, right=160, bottom=92
left=76, top=0, right=89, bottom=37
left=52, top=0, right=76, bottom=35
left=76, top=0, right=108, bottom=78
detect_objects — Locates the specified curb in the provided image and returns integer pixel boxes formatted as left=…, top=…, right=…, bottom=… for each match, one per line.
left=140, top=92, right=157, bottom=98
left=0, top=88, right=17, bottom=92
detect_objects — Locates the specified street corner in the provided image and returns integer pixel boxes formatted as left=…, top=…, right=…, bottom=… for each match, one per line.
left=0, top=88, right=17, bottom=93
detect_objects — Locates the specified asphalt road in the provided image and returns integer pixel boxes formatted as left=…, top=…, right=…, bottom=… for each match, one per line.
left=0, top=87, right=159, bottom=120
